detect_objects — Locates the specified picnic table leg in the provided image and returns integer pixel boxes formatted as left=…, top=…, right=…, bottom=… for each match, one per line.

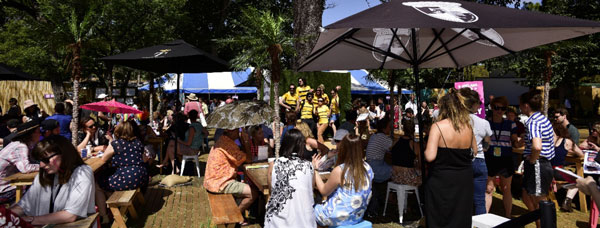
left=576, top=161, right=588, bottom=213
left=15, top=187, right=22, bottom=202
left=110, top=207, right=127, bottom=228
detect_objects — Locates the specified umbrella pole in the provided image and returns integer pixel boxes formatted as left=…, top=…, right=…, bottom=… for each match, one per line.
left=174, top=72, right=180, bottom=164
left=411, top=28, right=427, bottom=188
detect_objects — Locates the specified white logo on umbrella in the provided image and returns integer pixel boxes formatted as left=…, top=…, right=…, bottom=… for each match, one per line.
left=403, top=1, right=478, bottom=23
left=451, top=28, right=505, bottom=47
left=372, top=28, right=412, bottom=63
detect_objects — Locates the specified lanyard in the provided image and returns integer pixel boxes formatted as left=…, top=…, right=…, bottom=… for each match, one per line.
left=492, top=120, right=506, bottom=142
left=49, top=183, right=63, bottom=213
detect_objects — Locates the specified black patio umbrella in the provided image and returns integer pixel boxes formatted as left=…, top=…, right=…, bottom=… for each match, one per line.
left=101, top=39, right=229, bottom=162
left=299, top=0, right=600, bottom=191
left=100, top=39, right=229, bottom=110
left=0, top=63, right=40, bottom=80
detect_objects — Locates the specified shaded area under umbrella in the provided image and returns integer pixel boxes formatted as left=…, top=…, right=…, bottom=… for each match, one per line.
left=81, top=99, right=142, bottom=114
left=206, top=100, right=273, bottom=130
left=298, top=0, right=600, bottom=193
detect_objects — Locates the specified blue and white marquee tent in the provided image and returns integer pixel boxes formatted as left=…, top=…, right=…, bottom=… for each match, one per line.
left=329, top=70, right=412, bottom=95
left=139, top=68, right=257, bottom=94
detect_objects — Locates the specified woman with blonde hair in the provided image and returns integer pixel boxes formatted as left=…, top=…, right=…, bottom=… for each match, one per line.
left=312, top=134, right=373, bottom=227
left=424, top=89, right=477, bottom=227
left=312, top=84, right=329, bottom=105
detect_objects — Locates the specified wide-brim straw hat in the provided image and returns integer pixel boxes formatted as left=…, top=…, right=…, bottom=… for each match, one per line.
left=186, top=94, right=198, bottom=101
left=23, top=99, right=37, bottom=110
left=4, top=119, right=40, bottom=141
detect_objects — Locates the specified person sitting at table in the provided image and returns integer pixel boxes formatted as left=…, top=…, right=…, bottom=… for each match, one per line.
left=10, top=135, right=95, bottom=226
left=77, top=116, right=110, bottom=155
left=0, top=121, right=41, bottom=204
left=580, top=122, right=600, bottom=151
left=159, top=111, right=205, bottom=174
left=551, top=123, right=584, bottom=212
left=265, top=129, right=316, bottom=228
left=249, top=125, right=269, bottom=161
left=41, top=119, right=61, bottom=139
left=312, top=133, right=374, bottom=227
left=365, top=117, right=392, bottom=183
left=391, top=119, right=422, bottom=187
left=356, top=113, right=370, bottom=152
left=203, top=128, right=257, bottom=220
left=95, top=120, right=148, bottom=224
left=295, top=122, right=331, bottom=161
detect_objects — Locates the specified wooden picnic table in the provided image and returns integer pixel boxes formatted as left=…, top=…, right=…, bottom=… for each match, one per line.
left=243, top=162, right=331, bottom=200
left=5, top=156, right=107, bottom=202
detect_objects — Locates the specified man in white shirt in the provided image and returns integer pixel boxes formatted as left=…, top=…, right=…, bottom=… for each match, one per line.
left=404, top=93, right=417, bottom=112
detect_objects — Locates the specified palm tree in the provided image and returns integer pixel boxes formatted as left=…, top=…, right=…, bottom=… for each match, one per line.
left=39, top=0, right=101, bottom=145
left=217, top=7, right=294, bottom=157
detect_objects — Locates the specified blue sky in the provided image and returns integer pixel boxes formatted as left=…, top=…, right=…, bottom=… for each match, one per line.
left=322, top=0, right=542, bottom=26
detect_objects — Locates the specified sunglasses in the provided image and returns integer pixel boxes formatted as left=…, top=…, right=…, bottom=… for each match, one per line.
left=553, top=116, right=561, bottom=119
left=493, top=106, right=507, bottom=111
left=40, top=153, right=58, bottom=164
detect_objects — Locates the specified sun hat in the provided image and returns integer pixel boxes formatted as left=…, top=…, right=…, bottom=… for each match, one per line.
left=332, top=129, right=350, bottom=145
left=356, top=113, right=369, bottom=122
left=186, top=94, right=199, bottom=101
left=97, top=93, right=108, bottom=99
left=5, top=119, right=40, bottom=141
left=23, top=99, right=37, bottom=110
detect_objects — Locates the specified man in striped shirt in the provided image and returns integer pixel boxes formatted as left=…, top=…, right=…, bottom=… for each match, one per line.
left=519, top=90, right=555, bottom=227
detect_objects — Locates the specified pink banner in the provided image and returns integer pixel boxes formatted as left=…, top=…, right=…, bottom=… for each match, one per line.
left=455, top=81, right=485, bottom=119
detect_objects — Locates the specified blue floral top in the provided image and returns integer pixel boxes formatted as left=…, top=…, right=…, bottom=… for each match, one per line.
left=314, top=162, right=374, bottom=227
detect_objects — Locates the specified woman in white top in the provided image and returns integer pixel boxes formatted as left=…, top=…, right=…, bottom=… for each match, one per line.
left=265, top=129, right=316, bottom=228
left=10, top=135, right=96, bottom=226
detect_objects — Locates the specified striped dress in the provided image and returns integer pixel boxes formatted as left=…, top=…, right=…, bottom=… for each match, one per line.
left=524, top=112, right=555, bottom=159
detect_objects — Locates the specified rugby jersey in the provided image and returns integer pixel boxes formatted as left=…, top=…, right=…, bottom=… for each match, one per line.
left=312, top=93, right=329, bottom=105
left=296, top=85, right=312, bottom=100
left=524, top=112, right=555, bottom=159
left=281, top=92, right=298, bottom=106
left=330, top=95, right=340, bottom=114
left=487, top=119, right=517, bottom=157
left=316, top=105, right=330, bottom=124
left=300, top=101, right=315, bottom=120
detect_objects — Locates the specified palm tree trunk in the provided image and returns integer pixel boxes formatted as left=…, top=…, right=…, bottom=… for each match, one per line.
left=71, top=41, right=82, bottom=146
left=268, top=44, right=283, bottom=158
left=543, top=51, right=554, bottom=116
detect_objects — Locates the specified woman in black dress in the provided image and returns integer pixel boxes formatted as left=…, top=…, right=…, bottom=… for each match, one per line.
left=424, top=89, right=477, bottom=227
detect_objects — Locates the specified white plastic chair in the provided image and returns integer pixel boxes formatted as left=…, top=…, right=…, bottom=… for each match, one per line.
left=382, top=182, right=423, bottom=223
left=180, top=154, right=201, bottom=177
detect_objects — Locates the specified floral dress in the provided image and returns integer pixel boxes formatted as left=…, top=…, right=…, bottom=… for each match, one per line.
left=314, top=163, right=374, bottom=227
left=98, top=139, right=148, bottom=191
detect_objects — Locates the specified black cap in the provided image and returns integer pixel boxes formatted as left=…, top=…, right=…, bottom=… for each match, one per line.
left=41, top=119, right=59, bottom=131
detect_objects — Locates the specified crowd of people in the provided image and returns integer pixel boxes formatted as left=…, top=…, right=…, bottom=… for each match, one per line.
left=0, top=95, right=161, bottom=226
left=1, top=82, right=598, bottom=227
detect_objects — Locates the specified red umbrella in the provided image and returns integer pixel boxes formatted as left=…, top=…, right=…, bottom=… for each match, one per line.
left=81, top=99, right=142, bottom=114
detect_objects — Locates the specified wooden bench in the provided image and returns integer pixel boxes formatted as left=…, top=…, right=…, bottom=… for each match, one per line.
left=51, top=213, right=99, bottom=228
left=106, top=189, right=145, bottom=228
left=206, top=192, right=243, bottom=228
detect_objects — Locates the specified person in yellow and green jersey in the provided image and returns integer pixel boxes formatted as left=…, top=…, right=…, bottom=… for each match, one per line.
left=312, top=84, right=329, bottom=106
left=297, top=92, right=316, bottom=137
left=329, top=86, right=341, bottom=136
left=316, top=98, right=331, bottom=143
left=280, top=84, right=299, bottom=121
left=296, top=78, right=312, bottom=101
